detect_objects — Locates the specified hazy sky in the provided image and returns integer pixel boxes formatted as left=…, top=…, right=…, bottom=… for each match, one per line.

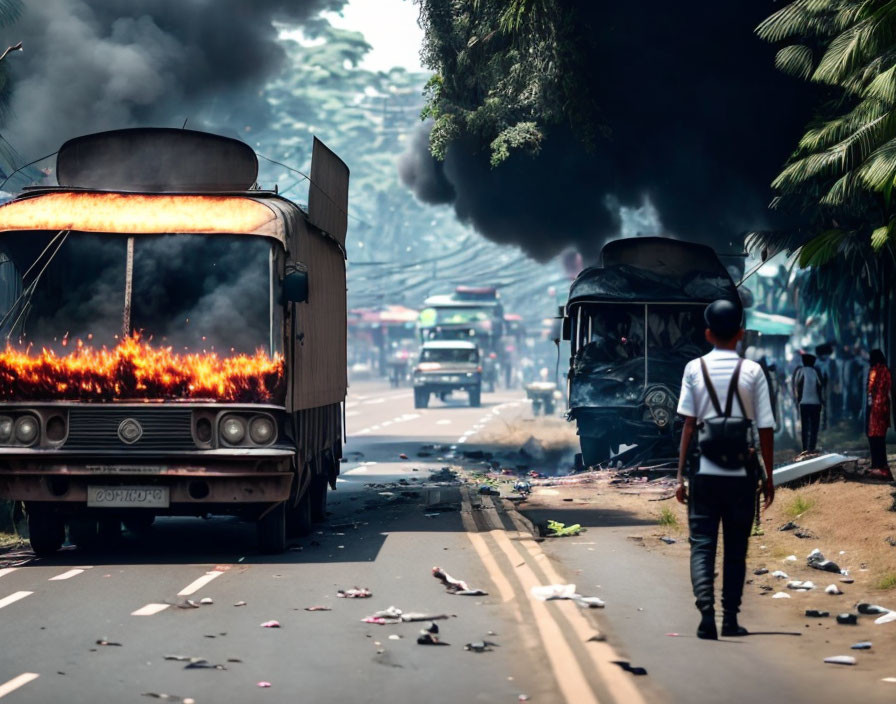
left=324, top=0, right=426, bottom=73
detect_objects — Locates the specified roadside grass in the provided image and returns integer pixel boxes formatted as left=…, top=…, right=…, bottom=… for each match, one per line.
left=0, top=531, right=23, bottom=549
left=656, top=506, right=679, bottom=530
left=876, top=573, right=896, bottom=590
left=783, top=493, right=815, bottom=519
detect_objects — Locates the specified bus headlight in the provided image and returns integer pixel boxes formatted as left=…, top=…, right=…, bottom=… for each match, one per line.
left=220, top=415, right=247, bottom=445
left=0, top=416, right=12, bottom=443
left=249, top=416, right=275, bottom=445
left=14, top=416, right=39, bottom=445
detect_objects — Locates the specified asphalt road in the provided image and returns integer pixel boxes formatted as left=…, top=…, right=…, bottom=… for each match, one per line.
left=7, top=379, right=884, bottom=703
left=0, top=380, right=644, bottom=704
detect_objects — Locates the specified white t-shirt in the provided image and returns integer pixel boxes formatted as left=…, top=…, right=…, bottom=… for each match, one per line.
left=677, top=349, right=775, bottom=476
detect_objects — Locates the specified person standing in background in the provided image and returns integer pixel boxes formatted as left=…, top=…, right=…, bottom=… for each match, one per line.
left=793, top=352, right=823, bottom=454
left=866, top=349, right=893, bottom=480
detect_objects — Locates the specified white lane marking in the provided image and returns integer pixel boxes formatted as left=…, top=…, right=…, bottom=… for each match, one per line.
left=0, top=568, right=17, bottom=579
left=346, top=411, right=360, bottom=418
left=436, top=419, right=451, bottom=425
left=362, top=398, right=386, bottom=405
left=0, top=673, right=39, bottom=698
left=49, top=569, right=84, bottom=581
left=177, top=571, right=222, bottom=596
left=0, top=591, right=33, bottom=610
left=131, top=603, right=170, bottom=616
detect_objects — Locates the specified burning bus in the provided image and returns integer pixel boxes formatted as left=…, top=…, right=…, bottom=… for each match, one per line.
left=0, top=128, right=349, bottom=555
left=564, top=237, right=739, bottom=467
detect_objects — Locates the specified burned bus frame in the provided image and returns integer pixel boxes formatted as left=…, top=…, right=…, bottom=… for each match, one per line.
left=564, top=237, right=740, bottom=467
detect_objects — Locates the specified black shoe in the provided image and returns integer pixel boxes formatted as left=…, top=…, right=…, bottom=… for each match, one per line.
left=721, top=614, right=748, bottom=637
left=697, top=610, right=718, bottom=640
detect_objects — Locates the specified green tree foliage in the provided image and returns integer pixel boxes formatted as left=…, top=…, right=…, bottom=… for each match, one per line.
left=753, top=0, right=896, bottom=336
left=417, top=0, right=596, bottom=165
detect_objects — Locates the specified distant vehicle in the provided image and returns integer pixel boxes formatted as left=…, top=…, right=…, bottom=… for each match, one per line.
left=563, top=237, right=739, bottom=467
left=0, top=128, right=349, bottom=555
left=412, top=340, right=482, bottom=408
left=525, top=381, right=559, bottom=416
left=418, top=286, right=504, bottom=390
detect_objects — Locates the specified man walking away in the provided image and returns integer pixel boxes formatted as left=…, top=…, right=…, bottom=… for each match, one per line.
left=793, top=352, right=823, bottom=454
left=676, top=300, right=775, bottom=640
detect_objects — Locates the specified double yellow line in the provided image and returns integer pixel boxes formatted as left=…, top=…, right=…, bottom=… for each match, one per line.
left=461, top=487, right=650, bottom=704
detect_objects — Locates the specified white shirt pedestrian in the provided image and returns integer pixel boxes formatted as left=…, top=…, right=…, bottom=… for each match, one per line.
left=677, top=349, right=776, bottom=477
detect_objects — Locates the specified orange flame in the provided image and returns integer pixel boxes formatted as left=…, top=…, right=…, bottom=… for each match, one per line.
left=0, top=191, right=277, bottom=236
left=0, top=336, right=285, bottom=402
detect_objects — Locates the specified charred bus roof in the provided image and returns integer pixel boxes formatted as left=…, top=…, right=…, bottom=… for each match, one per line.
left=568, top=237, right=738, bottom=306
left=0, top=128, right=349, bottom=252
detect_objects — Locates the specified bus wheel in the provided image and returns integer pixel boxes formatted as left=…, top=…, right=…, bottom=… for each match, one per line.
left=311, top=472, right=328, bottom=523
left=469, top=386, right=481, bottom=407
left=27, top=505, right=64, bottom=557
left=257, top=502, right=287, bottom=554
left=68, top=519, right=99, bottom=550
left=123, top=514, right=155, bottom=535
left=414, top=389, right=429, bottom=409
left=286, top=484, right=313, bottom=538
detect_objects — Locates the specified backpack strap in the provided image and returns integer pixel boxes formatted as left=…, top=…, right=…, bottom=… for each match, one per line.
left=724, top=359, right=747, bottom=417
left=700, top=358, right=723, bottom=416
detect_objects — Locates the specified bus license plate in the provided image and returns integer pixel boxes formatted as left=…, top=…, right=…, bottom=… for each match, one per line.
left=87, top=486, right=170, bottom=508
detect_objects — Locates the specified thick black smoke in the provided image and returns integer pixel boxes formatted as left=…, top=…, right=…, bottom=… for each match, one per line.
left=400, top=1, right=818, bottom=261
left=0, top=0, right=344, bottom=159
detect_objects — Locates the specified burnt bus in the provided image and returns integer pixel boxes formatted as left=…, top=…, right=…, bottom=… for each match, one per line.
left=564, top=238, right=739, bottom=467
left=0, top=128, right=349, bottom=554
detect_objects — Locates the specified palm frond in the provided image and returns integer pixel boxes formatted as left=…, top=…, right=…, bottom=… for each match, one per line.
left=775, top=44, right=816, bottom=78
left=798, top=228, right=848, bottom=266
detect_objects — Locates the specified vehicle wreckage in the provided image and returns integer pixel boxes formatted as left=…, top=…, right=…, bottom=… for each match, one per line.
left=563, top=237, right=740, bottom=467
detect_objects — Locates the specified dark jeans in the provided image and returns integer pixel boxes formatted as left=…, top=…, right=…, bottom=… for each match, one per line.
left=869, top=435, right=890, bottom=470
left=800, top=403, right=822, bottom=452
left=688, top=474, right=756, bottom=615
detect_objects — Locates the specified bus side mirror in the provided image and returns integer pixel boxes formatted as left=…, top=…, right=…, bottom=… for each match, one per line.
left=284, top=265, right=309, bottom=303
left=561, top=316, right=571, bottom=341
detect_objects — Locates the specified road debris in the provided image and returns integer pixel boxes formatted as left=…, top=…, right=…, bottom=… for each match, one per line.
left=836, top=613, right=858, bottom=625
left=786, top=580, right=815, bottom=591
left=771, top=570, right=788, bottom=579
left=464, top=641, right=497, bottom=652
left=779, top=521, right=798, bottom=531
left=337, top=587, right=372, bottom=598
left=424, top=622, right=439, bottom=634
left=304, top=606, right=331, bottom=611
left=823, top=655, right=856, bottom=666
left=784, top=555, right=797, bottom=562
left=233, top=601, right=247, bottom=607
left=857, top=603, right=891, bottom=615
left=257, top=682, right=272, bottom=688
left=199, top=598, right=214, bottom=605
left=613, top=660, right=648, bottom=676
left=142, top=694, right=195, bottom=703
left=260, top=620, right=280, bottom=628
left=417, top=632, right=448, bottom=645
left=432, top=566, right=489, bottom=596
left=875, top=611, right=896, bottom=624
left=388, top=634, right=402, bottom=640
left=95, top=639, right=122, bottom=647
left=753, top=568, right=769, bottom=576
left=545, top=519, right=582, bottom=537
left=805, top=610, right=829, bottom=618
left=807, top=549, right=842, bottom=574
left=530, top=583, right=605, bottom=608
left=177, top=600, right=200, bottom=609
left=824, top=584, right=843, bottom=595
left=772, top=592, right=790, bottom=599
left=659, top=536, right=676, bottom=545
left=851, top=642, right=872, bottom=649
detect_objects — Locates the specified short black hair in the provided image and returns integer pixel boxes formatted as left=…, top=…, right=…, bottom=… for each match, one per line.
left=704, top=299, right=743, bottom=340
left=870, top=348, right=887, bottom=367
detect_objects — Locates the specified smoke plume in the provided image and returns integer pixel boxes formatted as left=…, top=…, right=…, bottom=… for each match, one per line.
left=400, top=1, right=817, bottom=261
left=0, top=0, right=344, bottom=159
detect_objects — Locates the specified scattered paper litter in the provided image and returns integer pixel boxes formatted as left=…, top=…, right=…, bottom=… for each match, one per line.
left=874, top=611, right=896, bottom=625
left=259, top=620, right=280, bottom=628
left=823, top=655, right=856, bottom=666
left=772, top=592, right=791, bottom=599
left=337, top=587, right=372, bottom=599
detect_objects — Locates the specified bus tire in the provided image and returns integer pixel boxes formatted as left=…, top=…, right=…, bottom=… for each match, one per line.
left=469, top=386, right=481, bottom=407
left=310, top=472, right=328, bottom=523
left=27, top=505, right=64, bottom=557
left=414, top=389, right=429, bottom=409
left=286, top=483, right=313, bottom=538
left=257, top=502, right=287, bottom=554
